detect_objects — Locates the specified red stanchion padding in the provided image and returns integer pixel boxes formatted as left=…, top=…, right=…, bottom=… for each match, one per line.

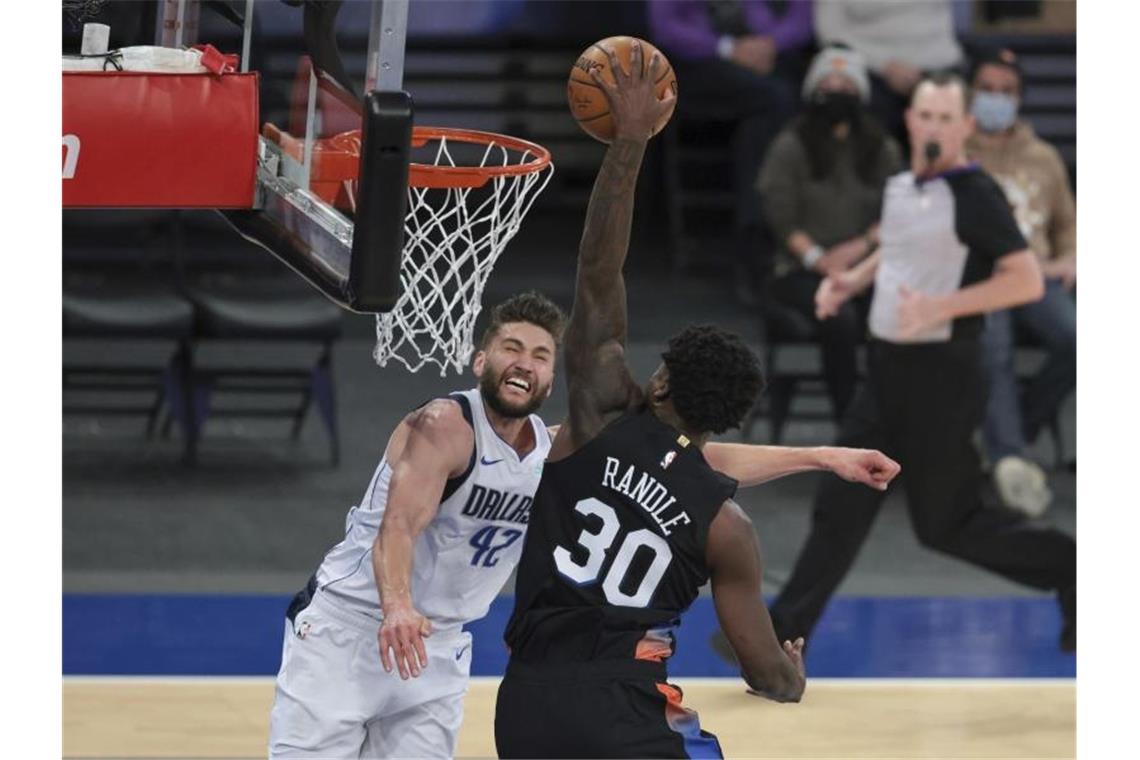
left=63, top=71, right=259, bottom=208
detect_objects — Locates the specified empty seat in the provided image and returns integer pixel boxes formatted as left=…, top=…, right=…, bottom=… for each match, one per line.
left=63, top=284, right=199, bottom=463
left=185, top=276, right=344, bottom=464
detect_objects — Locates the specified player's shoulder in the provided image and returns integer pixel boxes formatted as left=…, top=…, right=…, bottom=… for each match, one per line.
left=406, top=396, right=475, bottom=439
left=684, top=449, right=740, bottom=502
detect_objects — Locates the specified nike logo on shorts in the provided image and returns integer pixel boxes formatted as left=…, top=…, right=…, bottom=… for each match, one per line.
left=455, top=645, right=469, bottom=661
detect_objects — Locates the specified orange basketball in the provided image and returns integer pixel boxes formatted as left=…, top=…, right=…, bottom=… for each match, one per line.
left=567, top=36, right=678, bottom=144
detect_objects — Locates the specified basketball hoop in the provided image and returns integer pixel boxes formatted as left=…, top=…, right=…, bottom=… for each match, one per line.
left=254, top=120, right=554, bottom=376
left=63, top=0, right=554, bottom=378
left=362, top=126, right=554, bottom=376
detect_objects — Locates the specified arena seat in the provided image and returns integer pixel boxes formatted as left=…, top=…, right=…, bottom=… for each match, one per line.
left=184, top=274, right=344, bottom=465
left=63, top=211, right=201, bottom=463
left=63, top=288, right=199, bottom=463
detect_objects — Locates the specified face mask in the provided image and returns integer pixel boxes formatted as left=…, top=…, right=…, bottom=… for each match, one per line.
left=972, top=91, right=1019, bottom=132
left=809, top=92, right=861, bottom=126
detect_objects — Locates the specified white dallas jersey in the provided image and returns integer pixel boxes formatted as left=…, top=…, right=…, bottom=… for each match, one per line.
left=316, top=388, right=551, bottom=631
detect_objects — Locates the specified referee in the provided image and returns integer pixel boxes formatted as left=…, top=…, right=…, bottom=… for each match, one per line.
left=761, top=73, right=1076, bottom=653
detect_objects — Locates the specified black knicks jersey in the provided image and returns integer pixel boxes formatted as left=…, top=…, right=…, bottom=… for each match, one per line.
left=503, top=404, right=738, bottom=664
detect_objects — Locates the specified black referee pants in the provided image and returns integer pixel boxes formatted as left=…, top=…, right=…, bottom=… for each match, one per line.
left=769, top=339, right=1077, bottom=643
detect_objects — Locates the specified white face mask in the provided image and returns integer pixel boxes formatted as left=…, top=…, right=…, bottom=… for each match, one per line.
left=972, top=91, right=1019, bottom=133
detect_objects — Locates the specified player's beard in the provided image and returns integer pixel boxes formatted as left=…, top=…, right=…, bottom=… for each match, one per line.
left=479, top=366, right=546, bottom=418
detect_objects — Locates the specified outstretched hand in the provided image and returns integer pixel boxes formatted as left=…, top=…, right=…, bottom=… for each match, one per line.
left=825, top=447, right=901, bottom=491
left=590, top=40, right=676, bottom=142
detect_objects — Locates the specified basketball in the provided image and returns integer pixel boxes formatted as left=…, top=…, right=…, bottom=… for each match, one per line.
left=567, top=36, right=678, bottom=143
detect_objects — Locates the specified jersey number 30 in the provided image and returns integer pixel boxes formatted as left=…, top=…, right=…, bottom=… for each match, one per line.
left=553, top=497, right=672, bottom=608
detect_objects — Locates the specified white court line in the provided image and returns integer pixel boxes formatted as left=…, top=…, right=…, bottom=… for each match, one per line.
left=63, top=675, right=1075, bottom=687
left=65, top=676, right=278, bottom=685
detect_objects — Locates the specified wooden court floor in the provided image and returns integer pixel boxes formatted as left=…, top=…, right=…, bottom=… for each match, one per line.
left=64, top=677, right=1074, bottom=759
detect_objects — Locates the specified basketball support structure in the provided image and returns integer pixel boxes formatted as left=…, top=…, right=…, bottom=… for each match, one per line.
left=221, top=0, right=413, bottom=313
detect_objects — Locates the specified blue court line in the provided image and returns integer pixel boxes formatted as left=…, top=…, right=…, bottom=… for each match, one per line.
left=62, top=594, right=1075, bottom=678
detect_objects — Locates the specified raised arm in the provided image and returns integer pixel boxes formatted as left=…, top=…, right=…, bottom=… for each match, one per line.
left=372, top=399, right=473, bottom=679
left=703, top=443, right=900, bottom=490
left=708, top=500, right=806, bottom=703
left=556, top=41, right=676, bottom=454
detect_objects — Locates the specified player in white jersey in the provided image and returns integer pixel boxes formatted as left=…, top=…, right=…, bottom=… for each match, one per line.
left=269, top=292, right=563, bottom=759
left=268, top=292, right=898, bottom=759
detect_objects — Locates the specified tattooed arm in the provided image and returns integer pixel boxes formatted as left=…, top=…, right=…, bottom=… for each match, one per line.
left=550, top=41, right=676, bottom=460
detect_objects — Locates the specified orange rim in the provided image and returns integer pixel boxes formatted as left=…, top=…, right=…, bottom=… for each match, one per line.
left=408, top=126, right=552, bottom=189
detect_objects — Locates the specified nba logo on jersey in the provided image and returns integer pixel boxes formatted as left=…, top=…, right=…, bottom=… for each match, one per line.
left=660, top=450, right=677, bottom=470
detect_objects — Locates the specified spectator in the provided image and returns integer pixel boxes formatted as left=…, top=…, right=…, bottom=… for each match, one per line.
left=968, top=48, right=1076, bottom=516
left=648, top=0, right=813, bottom=300
left=757, top=45, right=902, bottom=420
left=814, top=0, right=965, bottom=144
left=709, top=74, right=1076, bottom=660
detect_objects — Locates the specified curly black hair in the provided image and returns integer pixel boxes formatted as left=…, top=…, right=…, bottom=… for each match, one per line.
left=661, top=324, right=765, bottom=434
left=480, top=291, right=567, bottom=348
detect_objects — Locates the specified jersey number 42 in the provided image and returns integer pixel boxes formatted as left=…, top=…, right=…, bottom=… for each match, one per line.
left=553, top=497, right=672, bottom=608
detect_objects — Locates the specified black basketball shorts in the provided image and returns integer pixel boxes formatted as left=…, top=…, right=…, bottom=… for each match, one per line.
left=494, top=658, right=722, bottom=759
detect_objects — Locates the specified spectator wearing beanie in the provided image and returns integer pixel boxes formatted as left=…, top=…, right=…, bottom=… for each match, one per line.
left=756, top=45, right=902, bottom=422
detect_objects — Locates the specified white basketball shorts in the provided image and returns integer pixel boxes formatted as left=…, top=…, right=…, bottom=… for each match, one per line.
left=268, top=590, right=473, bottom=759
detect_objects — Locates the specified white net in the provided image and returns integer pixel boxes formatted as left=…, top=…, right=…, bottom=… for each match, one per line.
left=372, top=135, right=554, bottom=376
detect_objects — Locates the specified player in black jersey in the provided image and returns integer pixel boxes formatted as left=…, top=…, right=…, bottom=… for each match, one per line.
left=495, top=41, right=899, bottom=759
